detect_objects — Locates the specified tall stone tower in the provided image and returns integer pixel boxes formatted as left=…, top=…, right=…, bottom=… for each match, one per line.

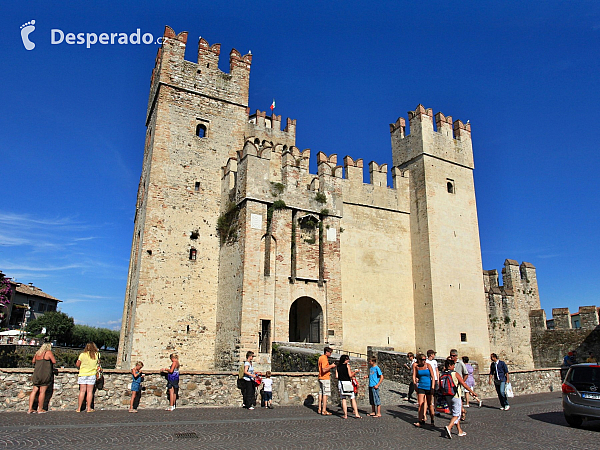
left=117, top=27, right=253, bottom=369
left=390, top=106, right=491, bottom=362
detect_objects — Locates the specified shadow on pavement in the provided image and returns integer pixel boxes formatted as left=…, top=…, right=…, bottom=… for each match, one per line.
left=529, top=411, right=600, bottom=431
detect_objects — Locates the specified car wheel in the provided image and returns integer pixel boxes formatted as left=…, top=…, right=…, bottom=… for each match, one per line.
left=564, top=414, right=583, bottom=428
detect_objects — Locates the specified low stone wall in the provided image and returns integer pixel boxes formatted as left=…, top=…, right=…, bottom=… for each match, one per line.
left=474, top=368, right=563, bottom=398
left=0, top=369, right=321, bottom=412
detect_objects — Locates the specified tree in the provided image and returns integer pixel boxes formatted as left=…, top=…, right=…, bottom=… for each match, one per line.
left=71, top=324, right=120, bottom=350
left=0, top=272, right=11, bottom=308
left=26, top=311, right=74, bottom=345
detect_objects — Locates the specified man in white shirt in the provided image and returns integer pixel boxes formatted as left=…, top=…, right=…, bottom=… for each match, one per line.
left=426, top=350, right=440, bottom=418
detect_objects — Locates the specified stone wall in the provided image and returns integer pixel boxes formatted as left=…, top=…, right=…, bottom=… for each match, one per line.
left=530, top=327, right=600, bottom=368
left=0, top=369, right=321, bottom=412
left=270, top=345, right=369, bottom=405
left=529, top=306, right=600, bottom=368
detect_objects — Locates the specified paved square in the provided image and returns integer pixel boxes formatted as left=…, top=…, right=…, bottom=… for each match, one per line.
left=0, top=393, right=598, bottom=448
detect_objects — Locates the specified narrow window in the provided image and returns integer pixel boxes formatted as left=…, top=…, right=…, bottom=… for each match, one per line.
left=196, top=124, right=207, bottom=138
left=194, top=182, right=200, bottom=191
left=189, top=248, right=197, bottom=260
left=447, top=179, right=455, bottom=194
left=460, top=333, right=467, bottom=342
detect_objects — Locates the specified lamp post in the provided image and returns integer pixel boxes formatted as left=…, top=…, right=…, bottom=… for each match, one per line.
left=20, top=305, right=31, bottom=342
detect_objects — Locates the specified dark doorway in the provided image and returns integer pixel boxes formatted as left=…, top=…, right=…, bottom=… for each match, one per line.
left=259, top=319, right=271, bottom=353
left=289, top=297, right=323, bottom=343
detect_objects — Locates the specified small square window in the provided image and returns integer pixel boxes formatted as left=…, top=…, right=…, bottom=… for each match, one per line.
left=460, top=333, right=467, bottom=342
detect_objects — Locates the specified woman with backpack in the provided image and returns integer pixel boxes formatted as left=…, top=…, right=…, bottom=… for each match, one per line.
left=440, top=358, right=477, bottom=439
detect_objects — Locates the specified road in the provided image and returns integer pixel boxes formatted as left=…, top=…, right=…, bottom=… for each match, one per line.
left=0, top=392, right=598, bottom=449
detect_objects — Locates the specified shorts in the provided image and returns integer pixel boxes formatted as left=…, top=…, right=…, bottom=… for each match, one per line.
left=167, top=378, right=179, bottom=390
left=338, top=381, right=355, bottom=400
left=446, top=396, right=462, bottom=417
left=417, top=388, right=433, bottom=395
left=319, top=379, right=331, bottom=396
left=78, top=375, right=97, bottom=385
left=369, top=387, right=381, bottom=406
left=263, top=391, right=272, bottom=401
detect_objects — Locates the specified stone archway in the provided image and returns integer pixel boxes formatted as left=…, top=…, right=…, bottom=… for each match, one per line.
left=289, top=297, right=323, bottom=343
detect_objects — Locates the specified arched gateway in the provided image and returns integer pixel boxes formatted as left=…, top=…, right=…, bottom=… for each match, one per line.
left=289, top=297, right=323, bottom=343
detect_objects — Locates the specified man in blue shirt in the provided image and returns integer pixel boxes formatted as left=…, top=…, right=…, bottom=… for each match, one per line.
left=489, top=353, right=510, bottom=410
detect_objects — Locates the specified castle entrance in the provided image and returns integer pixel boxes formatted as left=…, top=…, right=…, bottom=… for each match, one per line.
left=289, top=297, right=322, bottom=343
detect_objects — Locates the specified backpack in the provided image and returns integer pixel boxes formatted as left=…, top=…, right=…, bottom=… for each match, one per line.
left=237, top=364, right=245, bottom=389
left=438, top=370, right=457, bottom=397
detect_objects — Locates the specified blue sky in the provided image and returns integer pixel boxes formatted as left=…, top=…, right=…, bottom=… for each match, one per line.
left=2, top=1, right=599, bottom=329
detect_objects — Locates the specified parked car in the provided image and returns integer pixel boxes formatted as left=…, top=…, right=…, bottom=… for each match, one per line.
left=562, top=363, right=600, bottom=427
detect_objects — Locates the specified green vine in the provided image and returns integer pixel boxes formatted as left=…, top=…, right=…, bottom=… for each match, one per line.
left=315, top=192, right=327, bottom=204
left=216, top=202, right=239, bottom=245
left=270, top=182, right=285, bottom=197
left=266, top=200, right=287, bottom=231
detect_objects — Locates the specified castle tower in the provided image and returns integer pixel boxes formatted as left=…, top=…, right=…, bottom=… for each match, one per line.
left=390, top=106, right=490, bottom=362
left=117, top=27, right=253, bottom=369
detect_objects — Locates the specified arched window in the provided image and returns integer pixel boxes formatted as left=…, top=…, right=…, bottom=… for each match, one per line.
left=447, top=179, right=455, bottom=194
left=196, top=124, right=207, bottom=138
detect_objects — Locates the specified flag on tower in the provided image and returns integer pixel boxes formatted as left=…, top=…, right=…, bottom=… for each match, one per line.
left=270, top=99, right=276, bottom=111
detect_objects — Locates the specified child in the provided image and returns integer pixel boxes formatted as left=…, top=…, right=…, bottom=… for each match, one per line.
left=365, top=356, right=384, bottom=417
left=262, top=371, right=274, bottom=409
left=129, top=361, right=144, bottom=413
left=162, top=354, right=180, bottom=411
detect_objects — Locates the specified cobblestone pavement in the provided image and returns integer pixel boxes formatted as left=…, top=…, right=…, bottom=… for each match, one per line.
left=0, top=392, right=598, bottom=449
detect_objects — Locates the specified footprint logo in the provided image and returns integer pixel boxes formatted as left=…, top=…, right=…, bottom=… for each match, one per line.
left=20, top=20, right=36, bottom=50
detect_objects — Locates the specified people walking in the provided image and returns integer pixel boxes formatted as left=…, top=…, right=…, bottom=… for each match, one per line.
left=449, top=349, right=468, bottom=420
left=425, top=350, right=439, bottom=419
left=462, top=356, right=480, bottom=407
left=76, top=342, right=100, bottom=413
left=336, top=354, right=361, bottom=419
left=412, top=353, right=434, bottom=427
left=489, top=353, right=510, bottom=410
left=317, top=347, right=336, bottom=415
left=162, top=353, right=180, bottom=411
left=441, top=358, right=477, bottom=439
left=28, top=343, right=56, bottom=414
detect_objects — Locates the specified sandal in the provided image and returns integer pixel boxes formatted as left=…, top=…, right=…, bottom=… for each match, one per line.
left=26, top=410, right=35, bottom=414
left=354, top=415, right=362, bottom=419
left=321, top=411, right=332, bottom=415
left=37, top=410, right=47, bottom=414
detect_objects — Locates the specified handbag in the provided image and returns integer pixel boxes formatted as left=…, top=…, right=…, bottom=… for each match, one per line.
left=352, top=378, right=359, bottom=394
left=340, top=380, right=354, bottom=394
left=95, top=357, right=104, bottom=389
left=505, top=382, right=514, bottom=398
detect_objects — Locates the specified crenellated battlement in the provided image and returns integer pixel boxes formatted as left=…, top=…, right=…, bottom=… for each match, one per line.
left=247, top=110, right=296, bottom=147
left=391, top=104, right=473, bottom=169
left=530, top=305, right=600, bottom=331
left=147, top=27, right=252, bottom=122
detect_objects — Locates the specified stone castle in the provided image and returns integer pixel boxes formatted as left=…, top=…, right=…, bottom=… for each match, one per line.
left=117, top=27, right=544, bottom=371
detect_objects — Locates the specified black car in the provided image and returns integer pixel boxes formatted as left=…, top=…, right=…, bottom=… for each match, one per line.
left=562, top=363, right=600, bottom=427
